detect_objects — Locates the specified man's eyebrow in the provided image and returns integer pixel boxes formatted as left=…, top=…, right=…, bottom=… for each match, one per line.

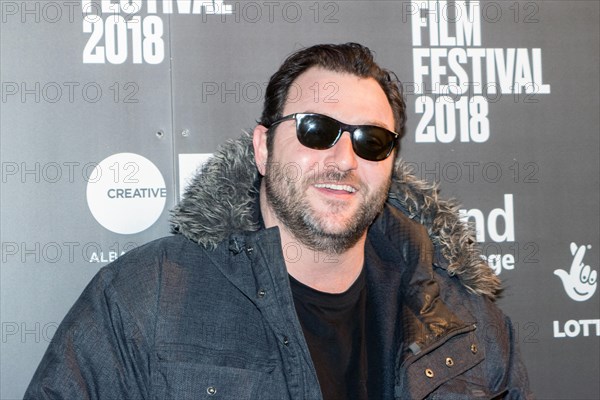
left=347, top=118, right=393, bottom=130
left=302, top=110, right=390, bottom=128
left=363, top=120, right=390, bottom=128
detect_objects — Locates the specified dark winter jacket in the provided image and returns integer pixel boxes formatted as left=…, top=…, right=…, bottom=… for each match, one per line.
left=25, top=134, right=533, bottom=399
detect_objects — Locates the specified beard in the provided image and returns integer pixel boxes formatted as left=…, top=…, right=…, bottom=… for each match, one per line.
left=264, top=159, right=391, bottom=255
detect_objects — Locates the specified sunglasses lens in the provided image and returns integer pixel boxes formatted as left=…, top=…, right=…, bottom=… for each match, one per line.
left=297, top=114, right=341, bottom=149
left=291, top=113, right=396, bottom=161
left=353, top=127, right=395, bottom=161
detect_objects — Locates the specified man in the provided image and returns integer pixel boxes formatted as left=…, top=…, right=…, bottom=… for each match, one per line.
left=26, top=43, right=532, bottom=399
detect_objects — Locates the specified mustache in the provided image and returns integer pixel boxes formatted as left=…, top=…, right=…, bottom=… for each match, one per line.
left=265, top=161, right=366, bottom=190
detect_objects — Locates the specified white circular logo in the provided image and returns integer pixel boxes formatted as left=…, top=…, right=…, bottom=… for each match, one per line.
left=87, top=153, right=167, bottom=234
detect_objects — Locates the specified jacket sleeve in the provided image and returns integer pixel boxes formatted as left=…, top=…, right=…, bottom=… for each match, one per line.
left=24, top=267, right=153, bottom=400
left=470, top=296, right=535, bottom=400
left=502, top=313, right=535, bottom=399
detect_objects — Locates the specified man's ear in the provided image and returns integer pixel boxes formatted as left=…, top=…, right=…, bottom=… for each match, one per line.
left=253, top=124, right=269, bottom=176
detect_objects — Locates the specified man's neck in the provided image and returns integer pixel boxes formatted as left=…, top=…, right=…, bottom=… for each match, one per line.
left=259, top=188, right=366, bottom=294
left=281, top=226, right=366, bottom=294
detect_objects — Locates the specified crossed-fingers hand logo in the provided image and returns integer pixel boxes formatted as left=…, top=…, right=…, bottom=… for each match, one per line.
left=554, top=243, right=597, bottom=302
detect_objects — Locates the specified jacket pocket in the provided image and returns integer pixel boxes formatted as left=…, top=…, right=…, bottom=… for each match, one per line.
left=429, top=376, right=508, bottom=399
left=153, top=346, right=275, bottom=400
left=154, top=361, right=267, bottom=400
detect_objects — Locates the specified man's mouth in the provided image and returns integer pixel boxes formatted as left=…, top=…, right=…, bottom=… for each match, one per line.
left=314, top=183, right=357, bottom=193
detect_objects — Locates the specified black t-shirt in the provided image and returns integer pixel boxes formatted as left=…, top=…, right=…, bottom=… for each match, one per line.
left=289, top=268, right=368, bottom=400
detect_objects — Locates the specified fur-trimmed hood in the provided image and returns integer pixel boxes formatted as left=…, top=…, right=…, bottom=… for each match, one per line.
left=170, top=133, right=500, bottom=299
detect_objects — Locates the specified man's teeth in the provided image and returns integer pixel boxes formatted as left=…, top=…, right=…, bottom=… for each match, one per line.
left=314, top=183, right=357, bottom=193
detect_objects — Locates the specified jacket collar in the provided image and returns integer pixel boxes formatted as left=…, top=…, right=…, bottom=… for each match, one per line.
left=170, top=133, right=500, bottom=299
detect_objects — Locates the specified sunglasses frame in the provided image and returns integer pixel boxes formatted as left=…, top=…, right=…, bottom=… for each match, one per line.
left=267, top=112, right=399, bottom=162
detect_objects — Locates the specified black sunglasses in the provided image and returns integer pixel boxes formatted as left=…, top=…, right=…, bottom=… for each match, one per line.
left=268, top=113, right=399, bottom=162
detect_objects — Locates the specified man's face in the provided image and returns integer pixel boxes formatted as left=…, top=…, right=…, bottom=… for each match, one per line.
left=256, top=67, right=396, bottom=254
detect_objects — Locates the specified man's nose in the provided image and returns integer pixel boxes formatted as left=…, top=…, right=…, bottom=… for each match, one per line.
left=325, top=132, right=358, bottom=171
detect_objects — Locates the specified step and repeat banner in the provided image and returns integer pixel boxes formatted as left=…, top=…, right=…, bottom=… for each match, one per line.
left=1, top=1, right=598, bottom=398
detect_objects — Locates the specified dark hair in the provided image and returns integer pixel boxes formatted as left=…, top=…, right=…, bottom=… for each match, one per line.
left=259, top=43, right=406, bottom=151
